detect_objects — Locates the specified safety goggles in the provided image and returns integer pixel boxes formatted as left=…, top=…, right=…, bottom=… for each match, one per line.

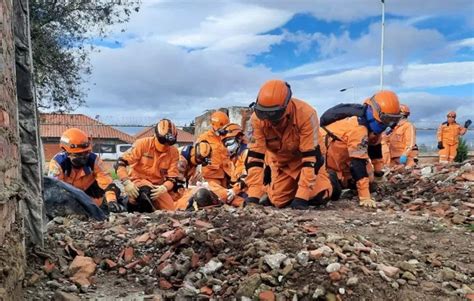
left=369, top=96, right=402, bottom=126
left=62, top=141, right=90, bottom=150
left=216, top=128, right=228, bottom=136
left=157, top=133, right=177, bottom=145
left=447, top=115, right=456, bottom=118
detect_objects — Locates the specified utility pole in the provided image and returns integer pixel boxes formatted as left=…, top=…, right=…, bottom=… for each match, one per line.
left=380, top=0, right=386, bottom=91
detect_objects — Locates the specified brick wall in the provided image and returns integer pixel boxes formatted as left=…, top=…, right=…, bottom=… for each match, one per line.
left=0, top=0, right=25, bottom=299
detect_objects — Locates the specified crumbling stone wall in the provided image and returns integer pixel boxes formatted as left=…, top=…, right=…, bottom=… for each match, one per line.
left=14, top=0, right=43, bottom=246
left=0, top=0, right=26, bottom=299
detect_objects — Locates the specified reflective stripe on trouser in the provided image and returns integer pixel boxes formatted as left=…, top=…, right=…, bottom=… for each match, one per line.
left=268, top=167, right=333, bottom=208
left=439, top=144, right=457, bottom=163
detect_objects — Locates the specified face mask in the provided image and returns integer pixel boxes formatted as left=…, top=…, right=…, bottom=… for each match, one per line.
left=71, top=154, right=88, bottom=167
left=365, top=106, right=387, bottom=134
left=226, top=142, right=239, bottom=156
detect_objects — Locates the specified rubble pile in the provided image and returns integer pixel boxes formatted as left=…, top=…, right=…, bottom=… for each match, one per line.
left=26, top=209, right=473, bottom=300
left=24, top=162, right=473, bottom=300
left=376, top=160, right=474, bottom=226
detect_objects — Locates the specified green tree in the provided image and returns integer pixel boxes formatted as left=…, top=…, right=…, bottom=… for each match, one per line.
left=30, top=0, right=140, bottom=112
left=455, top=137, right=468, bottom=162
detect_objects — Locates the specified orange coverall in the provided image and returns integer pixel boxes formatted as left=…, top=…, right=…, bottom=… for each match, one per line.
left=246, top=98, right=333, bottom=208
left=437, top=122, right=467, bottom=163
left=389, top=119, right=418, bottom=167
left=197, top=130, right=233, bottom=187
left=117, top=137, right=179, bottom=210
left=48, top=152, right=116, bottom=206
left=381, top=132, right=391, bottom=166
left=319, top=116, right=374, bottom=199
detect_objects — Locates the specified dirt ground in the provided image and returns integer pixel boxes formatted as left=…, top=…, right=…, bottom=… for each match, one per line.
left=24, top=162, right=474, bottom=301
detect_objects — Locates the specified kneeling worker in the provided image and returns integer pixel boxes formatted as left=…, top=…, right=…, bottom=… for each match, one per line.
left=116, top=119, right=180, bottom=212
left=48, top=128, right=123, bottom=213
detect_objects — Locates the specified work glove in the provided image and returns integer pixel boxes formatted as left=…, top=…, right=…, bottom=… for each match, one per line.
left=226, top=189, right=236, bottom=202
left=359, top=196, right=376, bottom=208
left=437, top=141, right=444, bottom=150
left=263, top=165, right=272, bottom=185
left=108, top=201, right=125, bottom=213
left=244, top=197, right=259, bottom=206
left=289, top=197, right=309, bottom=210
left=464, top=119, right=472, bottom=129
left=150, top=185, right=168, bottom=200
left=399, top=155, right=408, bottom=165
left=123, top=180, right=139, bottom=199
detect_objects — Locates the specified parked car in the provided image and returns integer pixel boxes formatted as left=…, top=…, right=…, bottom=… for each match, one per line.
left=93, top=143, right=132, bottom=160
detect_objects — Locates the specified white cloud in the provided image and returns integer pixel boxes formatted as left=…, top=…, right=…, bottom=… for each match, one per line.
left=79, top=0, right=474, bottom=128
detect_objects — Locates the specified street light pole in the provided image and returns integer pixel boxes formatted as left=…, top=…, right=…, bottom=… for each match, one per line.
left=380, top=0, right=385, bottom=91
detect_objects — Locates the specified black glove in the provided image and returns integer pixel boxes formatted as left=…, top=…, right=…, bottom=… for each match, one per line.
left=437, top=141, right=444, bottom=150
left=289, top=197, right=309, bottom=210
left=244, top=197, right=259, bottom=206
left=108, top=201, right=124, bottom=213
left=464, top=119, right=472, bottom=129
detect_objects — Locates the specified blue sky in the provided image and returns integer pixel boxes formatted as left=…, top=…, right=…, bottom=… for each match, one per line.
left=80, top=0, right=474, bottom=129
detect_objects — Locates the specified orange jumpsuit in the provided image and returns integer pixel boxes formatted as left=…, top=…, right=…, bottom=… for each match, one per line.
left=246, top=99, right=333, bottom=208
left=117, top=137, right=179, bottom=210
left=48, top=152, right=116, bottom=206
left=437, top=122, right=467, bottom=163
left=197, top=130, right=233, bottom=187
left=381, top=132, right=391, bottom=167
left=319, top=116, right=374, bottom=199
left=389, top=119, right=417, bottom=167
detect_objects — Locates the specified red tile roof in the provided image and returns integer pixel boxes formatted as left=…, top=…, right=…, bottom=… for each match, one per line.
left=135, top=126, right=195, bottom=143
left=40, top=113, right=135, bottom=143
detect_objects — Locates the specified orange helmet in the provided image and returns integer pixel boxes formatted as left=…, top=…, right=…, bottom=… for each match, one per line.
left=182, top=141, right=212, bottom=166
left=155, top=119, right=177, bottom=145
left=221, top=123, right=243, bottom=140
left=60, top=128, right=92, bottom=154
left=365, top=90, right=401, bottom=126
left=447, top=111, right=456, bottom=118
left=400, top=104, right=410, bottom=117
left=211, top=111, right=230, bottom=133
left=255, top=79, right=292, bottom=123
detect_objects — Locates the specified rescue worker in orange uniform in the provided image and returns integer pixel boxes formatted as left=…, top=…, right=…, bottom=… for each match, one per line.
left=319, top=91, right=402, bottom=208
left=116, top=119, right=180, bottom=212
left=178, top=141, right=212, bottom=186
left=215, top=123, right=248, bottom=206
left=197, top=111, right=233, bottom=187
left=245, top=79, right=336, bottom=210
left=174, top=141, right=220, bottom=210
left=388, top=104, right=418, bottom=167
left=48, top=128, right=123, bottom=213
left=437, top=111, right=471, bottom=163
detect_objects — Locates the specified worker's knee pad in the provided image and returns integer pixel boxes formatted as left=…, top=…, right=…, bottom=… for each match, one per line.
left=329, top=171, right=342, bottom=201
left=308, top=190, right=330, bottom=206
left=349, top=158, right=368, bottom=182
left=192, top=188, right=219, bottom=208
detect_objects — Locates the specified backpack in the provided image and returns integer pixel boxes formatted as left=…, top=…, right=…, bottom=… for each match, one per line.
left=320, top=103, right=366, bottom=127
